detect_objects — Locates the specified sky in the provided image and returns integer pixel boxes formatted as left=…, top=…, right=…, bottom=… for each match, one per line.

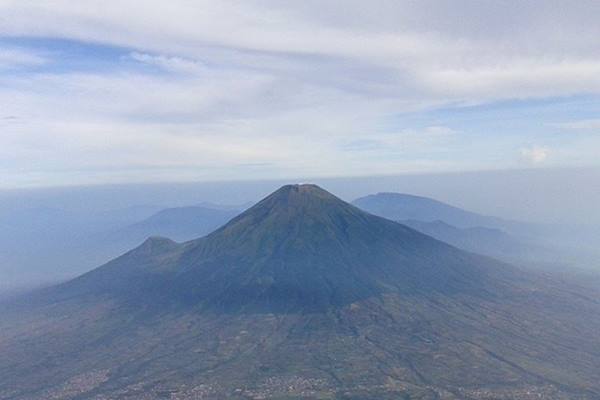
left=1, top=1, right=600, bottom=188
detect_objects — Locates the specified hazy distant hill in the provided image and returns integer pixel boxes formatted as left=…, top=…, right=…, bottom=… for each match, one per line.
left=352, top=192, right=508, bottom=229
left=0, top=205, right=163, bottom=291
left=2, top=185, right=600, bottom=399
left=0, top=203, right=242, bottom=292
left=399, top=219, right=543, bottom=263
left=353, top=192, right=600, bottom=270
left=112, top=205, right=241, bottom=243
left=351, top=193, right=542, bottom=264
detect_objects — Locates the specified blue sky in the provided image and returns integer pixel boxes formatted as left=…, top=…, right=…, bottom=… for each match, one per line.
left=1, top=1, right=599, bottom=188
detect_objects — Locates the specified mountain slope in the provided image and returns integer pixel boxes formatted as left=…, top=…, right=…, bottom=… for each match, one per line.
left=2, top=185, right=600, bottom=400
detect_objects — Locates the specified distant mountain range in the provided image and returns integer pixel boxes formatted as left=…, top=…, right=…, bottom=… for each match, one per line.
left=352, top=192, right=508, bottom=229
left=1, top=184, right=600, bottom=399
left=0, top=203, right=245, bottom=291
left=0, top=204, right=164, bottom=290
left=3, top=188, right=599, bottom=295
left=351, top=192, right=532, bottom=262
left=399, top=219, right=537, bottom=260
left=111, top=205, right=241, bottom=243
left=50, top=185, right=509, bottom=312
left=352, top=192, right=600, bottom=269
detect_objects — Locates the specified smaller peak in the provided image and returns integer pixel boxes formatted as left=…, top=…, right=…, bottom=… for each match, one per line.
left=137, top=236, right=178, bottom=253
left=143, top=235, right=175, bottom=243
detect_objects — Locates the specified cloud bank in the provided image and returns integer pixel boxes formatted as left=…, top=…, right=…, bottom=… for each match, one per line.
left=0, top=1, right=599, bottom=187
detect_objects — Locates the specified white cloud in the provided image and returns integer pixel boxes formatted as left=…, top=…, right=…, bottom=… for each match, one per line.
left=520, top=146, right=550, bottom=164
left=0, top=65, right=406, bottom=186
left=0, top=1, right=600, bottom=186
left=2, top=1, right=600, bottom=102
left=129, top=52, right=209, bottom=75
left=420, top=60, right=600, bottom=100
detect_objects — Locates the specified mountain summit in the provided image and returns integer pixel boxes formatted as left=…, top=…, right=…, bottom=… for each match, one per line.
left=3, top=185, right=600, bottom=399
left=55, top=184, right=504, bottom=313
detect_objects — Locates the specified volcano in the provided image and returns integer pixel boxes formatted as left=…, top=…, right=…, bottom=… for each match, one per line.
left=56, top=184, right=509, bottom=312
left=1, top=185, right=600, bottom=399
